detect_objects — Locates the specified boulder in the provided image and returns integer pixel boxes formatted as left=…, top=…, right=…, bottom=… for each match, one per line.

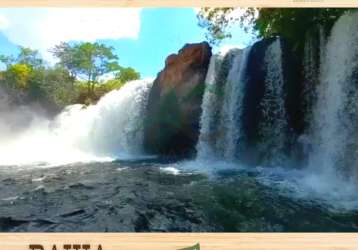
left=144, top=42, right=212, bottom=156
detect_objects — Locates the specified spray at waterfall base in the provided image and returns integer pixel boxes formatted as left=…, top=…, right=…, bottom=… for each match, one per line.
left=0, top=11, right=358, bottom=232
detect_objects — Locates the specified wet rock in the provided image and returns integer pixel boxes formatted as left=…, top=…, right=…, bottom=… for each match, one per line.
left=0, top=217, right=28, bottom=231
left=144, top=42, right=212, bottom=157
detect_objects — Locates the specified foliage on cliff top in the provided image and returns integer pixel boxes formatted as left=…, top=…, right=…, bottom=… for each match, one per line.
left=198, top=8, right=353, bottom=52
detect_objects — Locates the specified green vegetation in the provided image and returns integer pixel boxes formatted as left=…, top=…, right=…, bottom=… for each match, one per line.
left=197, top=8, right=257, bottom=45
left=0, top=42, right=140, bottom=110
left=116, top=66, right=141, bottom=84
left=198, top=8, right=352, bottom=52
left=51, top=42, right=121, bottom=96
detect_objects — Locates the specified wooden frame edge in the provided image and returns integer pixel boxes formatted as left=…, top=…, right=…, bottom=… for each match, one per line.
left=0, top=0, right=356, bottom=8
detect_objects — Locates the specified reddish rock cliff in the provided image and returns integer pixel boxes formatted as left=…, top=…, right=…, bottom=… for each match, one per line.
left=144, top=42, right=212, bottom=156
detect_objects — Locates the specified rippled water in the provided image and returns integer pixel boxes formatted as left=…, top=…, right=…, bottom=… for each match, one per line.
left=1, top=159, right=358, bottom=232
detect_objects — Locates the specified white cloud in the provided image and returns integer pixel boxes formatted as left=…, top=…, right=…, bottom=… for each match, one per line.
left=0, top=8, right=142, bottom=62
left=0, top=15, right=9, bottom=30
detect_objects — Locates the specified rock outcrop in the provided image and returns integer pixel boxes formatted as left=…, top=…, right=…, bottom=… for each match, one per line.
left=144, top=42, right=212, bottom=156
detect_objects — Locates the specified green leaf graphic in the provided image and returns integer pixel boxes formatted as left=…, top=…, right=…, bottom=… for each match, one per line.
left=178, top=243, right=200, bottom=250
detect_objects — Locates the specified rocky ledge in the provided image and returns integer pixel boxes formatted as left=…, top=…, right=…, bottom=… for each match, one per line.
left=144, top=42, right=212, bottom=156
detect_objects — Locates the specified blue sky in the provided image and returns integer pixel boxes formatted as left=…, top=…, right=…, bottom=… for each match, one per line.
left=0, top=8, right=254, bottom=78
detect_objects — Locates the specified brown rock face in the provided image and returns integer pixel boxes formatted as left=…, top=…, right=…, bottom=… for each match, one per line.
left=144, top=42, right=212, bottom=156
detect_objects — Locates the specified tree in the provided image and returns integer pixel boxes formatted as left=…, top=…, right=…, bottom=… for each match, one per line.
left=5, top=63, right=32, bottom=89
left=41, top=66, right=77, bottom=107
left=0, top=54, right=15, bottom=68
left=0, top=47, right=43, bottom=70
left=0, top=42, right=140, bottom=107
left=116, top=66, right=140, bottom=83
left=0, top=47, right=75, bottom=108
left=50, top=42, right=79, bottom=79
left=197, top=8, right=257, bottom=45
left=51, top=42, right=121, bottom=95
left=16, top=47, right=44, bottom=68
left=197, top=8, right=351, bottom=52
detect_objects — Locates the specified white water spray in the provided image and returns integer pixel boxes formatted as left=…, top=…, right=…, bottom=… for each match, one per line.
left=196, top=48, right=251, bottom=160
left=258, top=39, right=287, bottom=164
left=309, top=11, right=358, bottom=179
left=217, top=48, right=251, bottom=159
left=196, top=54, right=224, bottom=159
left=0, top=79, right=153, bottom=166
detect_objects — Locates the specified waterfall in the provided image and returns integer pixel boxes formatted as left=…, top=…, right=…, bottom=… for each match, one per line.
left=309, top=11, right=358, bottom=179
left=298, top=27, right=326, bottom=161
left=196, top=54, right=224, bottom=159
left=302, top=31, right=319, bottom=125
left=217, top=48, right=251, bottom=160
left=258, top=39, right=287, bottom=164
left=0, top=79, right=153, bottom=166
left=196, top=48, right=250, bottom=160
left=197, top=38, right=292, bottom=166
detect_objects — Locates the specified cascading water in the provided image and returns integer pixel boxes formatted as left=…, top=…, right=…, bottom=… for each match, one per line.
left=197, top=38, right=288, bottom=166
left=196, top=54, right=224, bottom=159
left=258, top=39, right=287, bottom=164
left=190, top=12, right=358, bottom=210
left=298, top=27, right=325, bottom=161
left=309, top=11, right=358, bottom=180
left=302, top=31, right=319, bottom=125
left=196, top=48, right=251, bottom=161
left=217, top=48, right=251, bottom=160
left=0, top=79, right=153, bottom=166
